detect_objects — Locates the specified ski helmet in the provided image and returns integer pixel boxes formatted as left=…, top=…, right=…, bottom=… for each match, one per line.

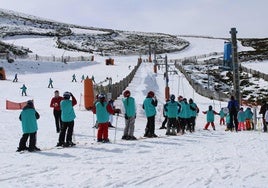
left=170, top=94, right=175, bottom=101
left=209, top=105, right=212, bottom=110
left=63, top=92, right=71, bottom=99
left=98, top=93, right=105, bottom=99
left=123, top=90, right=131, bottom=97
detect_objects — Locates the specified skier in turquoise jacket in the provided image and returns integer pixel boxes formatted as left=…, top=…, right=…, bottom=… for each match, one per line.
left=143, top=91, right=158, bottom=137
left=17, top=100, right=40, bottom=152
left=189, top=98, right=199, bottom=132
left=122, top=90, right=137, bottom=140
left=203, top=105, right=219, bottom=130
left=164, top=94, right=181, bottom=135
left=92, top=94, right=114, bottom=143
left=57, top=92, right=77, bottom=147
left=20, top=84, right=27, bottom=96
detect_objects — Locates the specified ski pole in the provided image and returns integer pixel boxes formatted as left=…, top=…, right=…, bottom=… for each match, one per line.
left=92, top=112, right=96, bottom=141
left=114, top=113, right=119, bottom=143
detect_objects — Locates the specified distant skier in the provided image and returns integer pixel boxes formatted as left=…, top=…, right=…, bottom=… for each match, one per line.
left=48, top=78, right=53, bottom=88
left=20, top=84, right=27, bottom=96
left=56, top=92, right=77, bottom=147
left=13, top=73, right=18, bottom=82
left=17, top=100, right=40, bottom=152
left=122, top=90, right=137, bottom=140
left=50, top=90, right=63, bottom=133
left=203, top=105, right=219, bottom=130
left=143, top=91, right=158, bottom=137
left=92, top=94, right=114, bottom=143
left=72, top=74, right=77, bottom=82
left=81, top=75, right=85, bottom=82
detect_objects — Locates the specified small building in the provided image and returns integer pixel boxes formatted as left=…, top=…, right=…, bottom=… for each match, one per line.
left=0, top=67, right=6, bottom=80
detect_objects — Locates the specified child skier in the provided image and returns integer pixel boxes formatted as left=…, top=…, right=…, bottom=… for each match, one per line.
left=17, top=100, right=40, bottom=152
left=203, top=105, right=219, bottom=130
left=244, top=107, right=253, bottom=130
left=237, top=107, right=246, bottom=131
left=189, top=98, right=199, bottom=132
left=92, top=94, right=114, bottom=143
left=20, top=84, right=27, bottom=96
left=219, top=108, right=226, bottom=125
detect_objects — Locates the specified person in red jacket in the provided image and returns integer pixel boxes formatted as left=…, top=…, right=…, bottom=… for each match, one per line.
left=50, top=90, right=63, bottom=133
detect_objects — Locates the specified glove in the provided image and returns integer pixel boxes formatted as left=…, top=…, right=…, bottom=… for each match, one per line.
left=125, top=114, right=129, bottom=120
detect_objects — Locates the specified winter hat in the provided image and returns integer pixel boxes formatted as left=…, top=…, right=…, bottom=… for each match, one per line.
left=189, top=98, right=193, bottom=103
left=63, top=92, right=71, bottom=99
left=178, top=96, right=183, bottom=101
left=123, top=90, right=131, bottom=97
left=147, top=91, right=155, bottom=98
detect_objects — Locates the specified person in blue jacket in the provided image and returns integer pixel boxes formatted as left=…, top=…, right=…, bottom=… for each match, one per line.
left=17, top=100, right=40, bottom=152
left=143, top=91, right=158, bottom=137
left=122, top=90, right=137, bottom=140
left=227, top=96, right=239, bottom=131
left=56, top=92, right=77, bottom=147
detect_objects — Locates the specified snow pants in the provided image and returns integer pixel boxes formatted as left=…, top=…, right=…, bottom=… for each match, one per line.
left=204, top=122, right=215, bottom=130
left=166, top=118, right=178, bottom=135
left=220, top=117, right=225, bottom=125
left=238, top=122, right=246, bottom=131
left=97, top=122, right=109, bottom=141
left=144, top=115, right=156, bottom=137
left=59, top=121, right=74, bottom=144
left=123, top=116, right=135, bottom=137
left=53, top=109, right=62, bottom=133
left=229, top=112, right=238, bottom=131
left=189, top=116, right=196, bottom=132
left=18, top=132, right=37, bottom=150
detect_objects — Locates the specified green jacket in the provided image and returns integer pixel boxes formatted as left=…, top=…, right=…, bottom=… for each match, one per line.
left=60, top=99, right=76, bottom=122
left=180, top=101, right=191, bottom=118
left=122, top=97, right=136, bottom=118
left=95, top=101, right=110, bottom=123
left=165, top=101, right=180, bottom=118
left=143, top=97, right=157, bottom=117
left=19, top=106, right=39, bottom=133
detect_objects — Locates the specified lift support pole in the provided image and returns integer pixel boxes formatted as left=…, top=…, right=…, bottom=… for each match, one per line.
left=230, top=27, right=241, bottom=107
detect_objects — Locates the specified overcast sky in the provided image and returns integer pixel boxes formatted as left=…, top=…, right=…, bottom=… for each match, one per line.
left=1, top=0, right=267, bottom=38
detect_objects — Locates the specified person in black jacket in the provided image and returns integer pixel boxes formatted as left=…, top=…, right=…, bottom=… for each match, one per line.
left=259, top=100, right=268, bottom=132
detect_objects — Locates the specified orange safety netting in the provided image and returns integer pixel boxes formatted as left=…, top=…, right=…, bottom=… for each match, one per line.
left=6, top=100, right=27, bottom=110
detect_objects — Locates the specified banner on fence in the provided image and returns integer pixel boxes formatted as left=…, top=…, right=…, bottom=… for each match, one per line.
left=6, top=100, right=28, bottom=110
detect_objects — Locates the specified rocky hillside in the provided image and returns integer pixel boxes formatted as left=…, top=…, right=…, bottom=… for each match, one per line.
left=0, top=9, right=189, bottom=57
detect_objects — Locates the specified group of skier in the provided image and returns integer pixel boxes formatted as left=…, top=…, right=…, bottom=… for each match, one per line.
left=160, top=95, right=199, bottom=136
left=16, top=86, right=268, bottom=152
